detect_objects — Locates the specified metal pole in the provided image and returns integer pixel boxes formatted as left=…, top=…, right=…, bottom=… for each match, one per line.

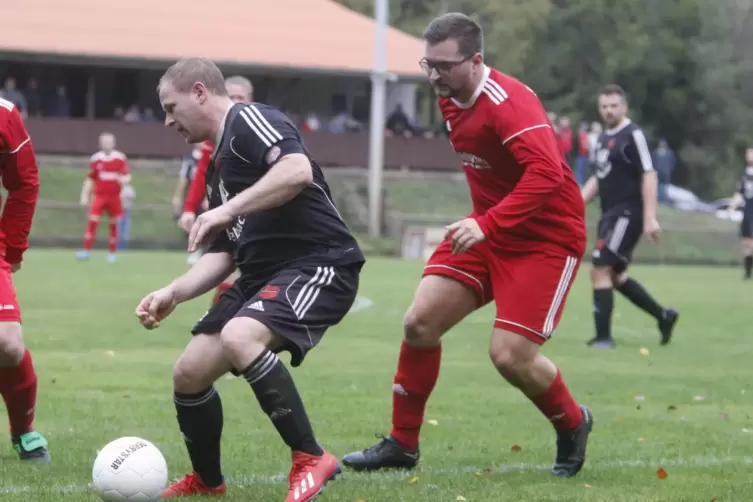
left=368, top=0, right=388, bottom=238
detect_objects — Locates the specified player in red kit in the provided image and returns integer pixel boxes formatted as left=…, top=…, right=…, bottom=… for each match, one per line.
left=76, top=132, right=131, bottom=263
left=0, top=97, right=51, bottom=463
left=342, top=13, right=593, bottom=477
left=177, top=76, right=253, bottom=304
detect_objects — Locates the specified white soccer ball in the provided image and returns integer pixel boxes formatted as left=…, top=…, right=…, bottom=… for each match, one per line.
left=91, top=437, right=168, bottom=501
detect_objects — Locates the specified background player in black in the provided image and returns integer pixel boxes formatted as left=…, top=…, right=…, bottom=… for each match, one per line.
left=581, top=85, right=679, bottom=349
left=135, top=58, right=364, bottom=502
left=726, top=147, right=753, bottom=279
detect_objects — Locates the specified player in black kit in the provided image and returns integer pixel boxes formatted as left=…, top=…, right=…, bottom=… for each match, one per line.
left=726, top=147, right=753, bottom=279
left=135, top=58, right=364, bottom=502
left=581, top=85, right=679, bottom=349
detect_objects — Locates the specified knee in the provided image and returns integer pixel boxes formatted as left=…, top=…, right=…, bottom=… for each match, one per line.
left=219, top=318, right=270, bottom=365
left=0, top=323, right=25, bottom=366
left=489, top=335, right=535, bottom=379
left=403, top=308, right=441, bottom=347
left=590, top=265, right=613, bottom=288
left=612, top=271, right=628, bottom=287
left=172, top=359, right=207, bottom=394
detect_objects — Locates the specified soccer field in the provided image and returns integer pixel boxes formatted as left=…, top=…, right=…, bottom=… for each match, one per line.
left=0, top=250, right=750, bottom=501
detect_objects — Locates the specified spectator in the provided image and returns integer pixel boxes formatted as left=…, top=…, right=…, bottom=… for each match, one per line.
left=302, top=112, right=321, bottom=132
left=50, top=86, right=70, bottom=117
left=575, top=121, right=590, bottom=185
left=386, top=103, right=415, bottom=137
left=2, top=78, right=27, bottom=117
left=124, top=105, right=141, bottom=123
left=142, top=107, right=158, bottom=122
left=328, top=111, right=360, bottom=133
left=652, top=138, right=676, bottom=205
left=588, top=121, right=602, bottom=164
left=25, top=78, right=42, bottom=117
left=114, top=106, right=125, bottom=120
left=556, top=116, right=573, bottom=167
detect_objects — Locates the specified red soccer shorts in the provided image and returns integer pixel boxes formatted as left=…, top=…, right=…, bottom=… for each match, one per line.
left=90, top=196, right=123, bottom=218
left=424, top=239, right=580, bottom=344
left=0, top=259, right=21, bottom=323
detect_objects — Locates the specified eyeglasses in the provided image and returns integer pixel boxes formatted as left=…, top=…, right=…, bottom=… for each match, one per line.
left=419, top=56, right=472, bottom=76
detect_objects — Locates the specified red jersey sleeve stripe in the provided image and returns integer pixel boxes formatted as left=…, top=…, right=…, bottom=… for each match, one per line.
left=501, top=124, right=551, bottom=145
left=9, top=137, right=30, bottom=154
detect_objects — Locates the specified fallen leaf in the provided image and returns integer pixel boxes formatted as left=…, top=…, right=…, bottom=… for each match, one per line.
left=408, top=476, right=419, bottom=485
left=720, top=413, right=729, bottom=420
left=638, top=437, right=647, bottom=442
left=474, top=472, right=482, bottom=477
left=427, top=419, right=439, bottom=426
left=456, top=497, right=468, bottom=501
left=105, top=350, right=115, bottom=357
left=615, top=416, right=624, bottom=422
left=629, top=391, right=638, bottom=396
left=742, top=428, right=752, bottom=433
left=712, top=498, right=720, bottom=501
left=584, top=484, right=593, bottom=488
left=680, top=416, right=688, bottom=421
left=694, top=395, right=706, bottom=401
left=657, top=467, right=668, bottom=479
left=639, top=347, right=650, bottom=356
left=668, top=405, right=677, bottom=411
left=634, top=395, right=645, bottom=401
left=510, top=445, right=521, bottom=452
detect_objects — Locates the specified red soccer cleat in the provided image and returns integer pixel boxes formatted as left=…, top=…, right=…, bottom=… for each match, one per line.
left=162, top=472, right=226, bottom=498
left=285, top=450, right=341, bottom=502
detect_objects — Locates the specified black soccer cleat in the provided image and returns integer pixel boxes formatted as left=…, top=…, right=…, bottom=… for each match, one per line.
left=658, top=308, right=679, bottom=346
left=552, top=405, right=593, bottom=477
left=586, top=337, right=616, bottom=349
left=341, top=434, right=419, bottom=472
left=12, top=431, right=51, bottom=463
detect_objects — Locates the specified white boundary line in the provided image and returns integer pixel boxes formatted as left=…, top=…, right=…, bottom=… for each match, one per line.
left=1, top=455, right=751, bottom=495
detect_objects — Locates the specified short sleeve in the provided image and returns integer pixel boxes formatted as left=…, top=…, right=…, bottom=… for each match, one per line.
left=207, top=230, right=234, bottom=255
left=626, top=128, right=654, bottom=172
left=1, top=105, right=31, bottom=154
left=229, top=104, right=305, bottom=168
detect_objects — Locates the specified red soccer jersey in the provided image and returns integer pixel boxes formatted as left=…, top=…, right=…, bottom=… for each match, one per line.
left=88, top=150, right=129, bottom=198
left=0, top=98, right=40, bottom=265
left=439, top=66, right=586, bottom=255
left=183, top=140, right=213, bottom=213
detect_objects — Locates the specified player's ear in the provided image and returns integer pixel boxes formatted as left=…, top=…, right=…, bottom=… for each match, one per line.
left=193, top=82, right=207, bottom=103
left=471, top=53, right=483, bottom=69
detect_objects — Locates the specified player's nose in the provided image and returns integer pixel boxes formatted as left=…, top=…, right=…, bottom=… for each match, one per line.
left=164, top=115, right=175, bottom=127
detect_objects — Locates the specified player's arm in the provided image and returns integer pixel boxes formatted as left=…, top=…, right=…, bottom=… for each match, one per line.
left=0, top=109, right=40, bottom=265
left=81, top=159, right=96, bottom=205
left=728, top=180, right=745, bottom=212
left=475, top=109, right=565, bottom=235
left=223, top=105, right=312, bottom=218
left=165, top=247, right=235, bottom=304
left=120, top=157, right=132, bottom=185
left=581, top=175, right=599, bottom=203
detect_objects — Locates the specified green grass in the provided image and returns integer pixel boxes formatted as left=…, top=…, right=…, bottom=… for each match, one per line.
left=0, top=250, right=751, bottom=500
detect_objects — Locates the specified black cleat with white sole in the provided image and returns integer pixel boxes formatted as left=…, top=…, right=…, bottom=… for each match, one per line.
left=552, top=405, right=593, bottom=477
left=341, top=435, right=419, bottom=472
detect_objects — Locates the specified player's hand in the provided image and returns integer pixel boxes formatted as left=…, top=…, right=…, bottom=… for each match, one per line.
left=178, top=212, right=197, bottom=233
left=10, top=263, right=21, bottom=274
left=445, top=218, right=486, bottom=254
left=187, top=205, right=235, bottom=252
left=643, top=216, right=662, bottom=242
left=80, top=198, right=88, bottom=207
left=135, top=287, right=177, bottom=330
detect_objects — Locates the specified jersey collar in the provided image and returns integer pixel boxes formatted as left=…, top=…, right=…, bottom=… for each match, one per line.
left=605, top=118, right=631, bottom=135
left=451, top=65, right=491, bottom=109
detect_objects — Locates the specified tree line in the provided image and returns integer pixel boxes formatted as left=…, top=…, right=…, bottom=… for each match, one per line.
left=338, top=0, right=753, bottom=198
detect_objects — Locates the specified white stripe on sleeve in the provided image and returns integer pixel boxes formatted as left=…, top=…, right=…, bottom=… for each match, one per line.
left=632, top=128, right=654, bottom=172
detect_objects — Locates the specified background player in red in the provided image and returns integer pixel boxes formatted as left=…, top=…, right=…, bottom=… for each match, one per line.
left=177, top=76, right=253, bottom=304
left=0, top=97, right=51, bottom=463
left=343, top=12, right=593, bottom=476
left=76, top=132, right=131, bottom=263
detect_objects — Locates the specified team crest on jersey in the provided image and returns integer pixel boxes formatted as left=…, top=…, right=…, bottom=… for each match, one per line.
left=259, top=285, right=280, bottom=299
left=457, top=152, right=490, bottom=170
left=594, top=147, right=612, bottom=179
left=607, top=138, right=616, bottom=150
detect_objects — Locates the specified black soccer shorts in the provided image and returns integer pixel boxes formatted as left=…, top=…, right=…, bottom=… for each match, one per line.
left=192, top=263, right=362, bottom=367
left=591, top=207, right=643, bottom=273
left=740, top=215, right=753, bottom=238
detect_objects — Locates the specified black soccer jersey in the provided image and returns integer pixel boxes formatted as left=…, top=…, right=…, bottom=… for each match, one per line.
left=204, top=102, right=364, bottom=279
left=592, top=119, right=654, bottom=214
left=737, top=167, right=753, bottom=217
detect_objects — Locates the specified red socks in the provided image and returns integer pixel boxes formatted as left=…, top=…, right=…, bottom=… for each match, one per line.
left=0, top=350, right=38, bottom=435
left=83, top=219, right=98, bottom=251
left=530, top=369, right=582, bottom=431
left=108, top=221, right=118, bottom=253
left=212, top=282, right=234, bottom=305
left=390, top=342, right=441, bottom=449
